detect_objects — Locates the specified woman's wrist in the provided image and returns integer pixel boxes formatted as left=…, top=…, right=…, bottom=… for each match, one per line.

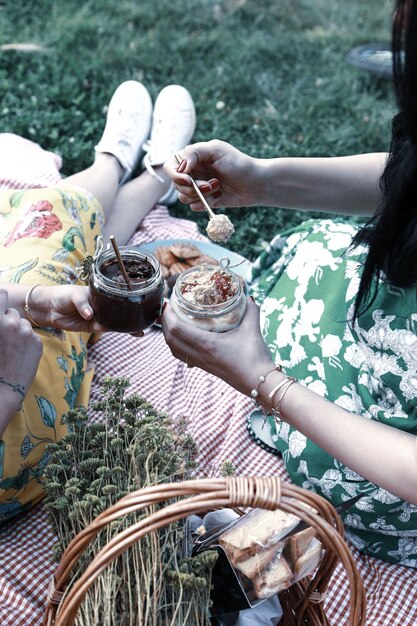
left=24, top=284, right=50, bottom=327
left=253, top=366, right=299, bottom=423
left=253, top=158, right=286, bottom=207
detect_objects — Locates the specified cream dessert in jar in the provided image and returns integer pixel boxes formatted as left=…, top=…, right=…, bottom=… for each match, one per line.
left=171, top=264, right=246, bottom=332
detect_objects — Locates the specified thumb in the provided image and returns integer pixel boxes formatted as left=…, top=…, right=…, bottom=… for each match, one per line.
left=74, top=296, right=94, bottom=320
left=235, top=296, right=262, bottom=334
left=241, top=295, right=261, bottom=325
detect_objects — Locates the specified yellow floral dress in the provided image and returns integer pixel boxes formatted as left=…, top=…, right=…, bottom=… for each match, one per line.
left=0, top=185, right=104, bottom=521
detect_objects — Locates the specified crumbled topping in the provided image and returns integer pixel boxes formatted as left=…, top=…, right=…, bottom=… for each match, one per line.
left=206, top=214, right=235, bottom=243
left=180, top=268, right=238, bottom=305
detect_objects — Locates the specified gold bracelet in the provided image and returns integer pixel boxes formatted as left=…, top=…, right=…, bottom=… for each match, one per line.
left=250, top=364, right=282, bottom=403
left=271, top=377, right=297, bottom=424
left=268, top=376, right=294, bottom=401
left=24, top=284, right=41, bottom=328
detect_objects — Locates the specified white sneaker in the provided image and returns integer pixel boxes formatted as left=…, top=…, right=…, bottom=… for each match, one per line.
left=95, top=80, right=153, bottom=184
left=142, top=85, right=196, bottom=189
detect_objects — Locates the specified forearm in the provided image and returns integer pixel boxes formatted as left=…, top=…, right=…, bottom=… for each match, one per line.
left=0, top=283, right=31, bottom=317
left=256, top=371, right=417, bottom=504
left=0, top=388, right=24, bottom=438
left=254, top=153, right=387, bottom=216
left=0, top=282, right=51, bottom=326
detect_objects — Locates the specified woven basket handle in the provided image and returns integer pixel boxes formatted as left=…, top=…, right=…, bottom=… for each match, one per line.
left=43, top=476, right=366, bottom=626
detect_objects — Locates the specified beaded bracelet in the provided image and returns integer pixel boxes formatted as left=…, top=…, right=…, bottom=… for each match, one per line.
left=250, top=364, right=282, bottom=404
left=24, top=284, right=41, bottom=328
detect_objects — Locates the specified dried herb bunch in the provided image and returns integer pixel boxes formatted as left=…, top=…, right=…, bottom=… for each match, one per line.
left=43, top=376, right=216, bottom=626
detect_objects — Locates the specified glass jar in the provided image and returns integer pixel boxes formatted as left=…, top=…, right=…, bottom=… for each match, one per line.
left=171, top=264, right=246, bottom=332
left=89, top=246, right=164, bottom=332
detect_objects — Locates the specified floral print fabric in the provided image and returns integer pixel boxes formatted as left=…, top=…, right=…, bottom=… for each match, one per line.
left=0, top=186, right=103, bottom=521
left=249, top=218, right=417, bottom=567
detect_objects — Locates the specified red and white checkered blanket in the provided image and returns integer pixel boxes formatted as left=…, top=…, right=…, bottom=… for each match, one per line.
left=0, top=134, right=416, bottom=626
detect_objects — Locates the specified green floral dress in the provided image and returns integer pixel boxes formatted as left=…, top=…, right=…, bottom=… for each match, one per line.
left=249, top=218, right=417, bottom=567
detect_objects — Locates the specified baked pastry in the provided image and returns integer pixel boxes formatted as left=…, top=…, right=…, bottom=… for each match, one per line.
left=232, top=542, right=284, bottom=580
left=252, top=552, right=293, bottom=598
left=169, top=261, right=190, bottom=276
left=169, top=242, right=201, bottom=259
left=153, top=246, right=177, bottom=267
left=293, top=537, right=322, bottom=581
left=219, top=508, right=301, bottom=563
left=187, top=254, right=218, bottom=267
left=218, top=507, right=323, bottom=600
left=152, top=243, right=220, bottom=296
left=284, top=526, right=316, bottom=566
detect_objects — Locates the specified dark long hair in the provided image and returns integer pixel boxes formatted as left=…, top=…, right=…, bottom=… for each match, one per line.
left=352, top=0, right=417, bottom=320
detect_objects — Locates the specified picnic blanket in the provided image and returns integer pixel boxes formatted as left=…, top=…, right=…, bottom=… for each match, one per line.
left=0, top=134, right=416, bottom=626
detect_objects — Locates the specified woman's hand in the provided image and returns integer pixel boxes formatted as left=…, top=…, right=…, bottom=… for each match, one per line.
left=0, top=289, right=43, bottom=435
left=161, top=297, right=275, bottom=396
left=164, top=140, right=261, bottom=212
left=31, top=285, right=108, bottom=333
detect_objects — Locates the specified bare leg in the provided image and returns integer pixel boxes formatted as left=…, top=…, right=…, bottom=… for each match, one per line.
left=57, top=154, right=170, bottom=245
left=56, top=153, right=123, bottom=221
left=103, top=166, right=171, bottom=244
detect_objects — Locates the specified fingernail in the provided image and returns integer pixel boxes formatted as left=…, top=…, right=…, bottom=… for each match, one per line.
left=83, top=307, right=93, bottom=318
left=162, top=301, right=167, bottom=312
left=200, top=185, right=210, bottom=193
left=182, top=177, right=193, bottom=187
left=213, top=191, right=222, bottom=199
left=177, top=159, right=186, bottom=173
left=209, top=179, right=220, bottom=190
left=249, top=295, right=255, bottom=302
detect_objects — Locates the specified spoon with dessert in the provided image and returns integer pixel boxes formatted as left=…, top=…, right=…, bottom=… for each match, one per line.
left=174, top=153, right=235, bottom=244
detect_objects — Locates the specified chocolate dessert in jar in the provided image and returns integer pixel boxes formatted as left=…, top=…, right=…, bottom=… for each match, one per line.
left=171, top=264, right=246, bottom=332
left=89, top=247, right=164, bottom=332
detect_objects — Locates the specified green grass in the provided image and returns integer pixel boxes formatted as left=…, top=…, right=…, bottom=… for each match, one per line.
left=0, top=0, right=396, bottom=259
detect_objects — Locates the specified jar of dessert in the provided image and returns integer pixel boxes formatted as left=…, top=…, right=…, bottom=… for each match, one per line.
left=89, top=246, right=164, bottom=332
left=171, top=264, right=246, bottom=332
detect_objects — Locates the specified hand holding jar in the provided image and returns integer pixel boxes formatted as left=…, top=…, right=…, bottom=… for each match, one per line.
left=161, top=296, right=276, bottom=397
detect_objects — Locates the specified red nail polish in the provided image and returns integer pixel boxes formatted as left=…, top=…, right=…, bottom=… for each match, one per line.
left=200, top=185, right=210, bottom=193
left=210, top=179, right=220, bottom=190
left=177, top=160, right=186, bottom=173
left=213, top=191, right=222, bottom=199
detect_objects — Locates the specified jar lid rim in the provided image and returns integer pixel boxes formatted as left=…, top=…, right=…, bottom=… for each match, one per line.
left=92, top=247, right=162, bottom=293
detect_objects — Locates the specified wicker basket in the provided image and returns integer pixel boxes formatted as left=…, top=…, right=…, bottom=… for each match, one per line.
left=43, top=476, right=366, bottom=626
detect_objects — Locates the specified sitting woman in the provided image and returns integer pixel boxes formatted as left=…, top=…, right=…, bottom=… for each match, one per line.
left=162, top=0, right=417, bottom=567
left=0, top=80, right=196, bottom=521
